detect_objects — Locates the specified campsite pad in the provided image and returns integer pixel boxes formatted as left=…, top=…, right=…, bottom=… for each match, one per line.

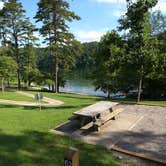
left=52, top=104, right=166, bottom=162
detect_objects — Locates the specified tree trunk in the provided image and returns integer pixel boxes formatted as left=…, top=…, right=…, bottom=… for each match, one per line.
left=54, top=58, right=58, bottom=93
left=17, top=68, right=21, bottom=90
left=1, top=78, right=5, bottom=93
left=137, top=77, right=142, bottom=103
left=137, top=65, right=144, bottom=103
left=49, top=84, right=51, bottom=91
left=7, top=79, right=10, bottom=88
left=107, top=92, right=110, bottom=99
left=28, top=79, right=31, bottom=87
left=52, top=84, right=54, bottom=92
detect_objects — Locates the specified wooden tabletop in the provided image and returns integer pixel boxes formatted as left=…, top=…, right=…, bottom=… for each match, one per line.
left=74, top=101, right=119, bottom=118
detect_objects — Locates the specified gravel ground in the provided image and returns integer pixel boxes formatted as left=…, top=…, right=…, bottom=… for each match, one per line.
left=115, top=104, right=166, bottom=161
left=53, top=104, right=166, bottom=166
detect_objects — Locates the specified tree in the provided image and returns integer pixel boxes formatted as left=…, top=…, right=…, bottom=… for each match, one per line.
left=35, top=0, right=80, bottom=93
left=0, top=55, right=17, bottom=92
left=76, top=42, right=98, bottom=70
left=118, top=0, right=158, bottom=102
left=0, top=2, right=9, bottom=46
left=22, top=18, right=38, bottom=87
left=92, top=31, right=125, bottom=98
left=2, top=0, right=35, bottom=89
left=143, top=30, right=166, bottom=99
left=36, top=39, right=81, bottom=92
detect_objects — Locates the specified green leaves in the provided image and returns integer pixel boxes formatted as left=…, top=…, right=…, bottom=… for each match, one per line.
left=92, top=31, right=125, bottom=96
left=0, top=55, right=17, bottom=79
left=34, top=0, right=80, bottom=92
left=35, top=0, right=80, bottom=47
left=118, top=0, right=160, bottom=101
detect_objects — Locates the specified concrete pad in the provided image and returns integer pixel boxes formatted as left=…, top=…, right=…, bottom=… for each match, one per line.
left=52, top=104, right=166, bottom=163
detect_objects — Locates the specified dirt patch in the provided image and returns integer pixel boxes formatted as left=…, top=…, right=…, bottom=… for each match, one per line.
left=52, top=104, right=166, bottom=165
left=0, top=91, right=64, bottom=106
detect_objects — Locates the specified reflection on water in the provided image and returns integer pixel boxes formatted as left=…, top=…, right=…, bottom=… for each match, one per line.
left=59, top=79, right=107, bottom=97
left=48, top=71, right=123, bottom=97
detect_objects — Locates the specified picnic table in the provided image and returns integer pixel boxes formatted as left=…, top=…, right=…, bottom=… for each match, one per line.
left=73, top=101, right=122, bottom=130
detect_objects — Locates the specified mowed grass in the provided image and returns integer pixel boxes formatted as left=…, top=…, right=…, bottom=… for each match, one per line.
left=111, top=98, right=166, bottom=106
left=140, top=100, right=166, bottom=106
left=0, top=91, right=36, bottom=102
left=0, top=92, right=121, bottom=166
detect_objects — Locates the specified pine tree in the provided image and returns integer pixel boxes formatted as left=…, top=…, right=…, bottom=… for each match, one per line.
left=23, top=18, right=38, bottom=87
left=35, top=0, right=80, bottom=93
left=2, top=0, right=34, bottom=89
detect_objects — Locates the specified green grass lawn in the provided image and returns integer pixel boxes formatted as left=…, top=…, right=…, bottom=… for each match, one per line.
left=0, top=92, right=121, bottom=166
left=139, top=100, right=166, bottom=106
left=0, top=91, right=36, bottom=102
left=111, top=98, right=166, bottom=106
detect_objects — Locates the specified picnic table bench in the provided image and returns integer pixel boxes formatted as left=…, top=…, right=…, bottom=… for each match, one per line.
left=72, top=101, right=124, bottom=131
left=93, top=108, right=124, bottom=131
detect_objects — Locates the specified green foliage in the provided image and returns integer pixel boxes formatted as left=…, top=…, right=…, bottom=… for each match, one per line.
left=0, top=55, right=16, bottom=79
left=118, top=0, right=159, bottom=102
left=143, top=30, right=166, bottom=98
left=92, top=31, right=125, bottom=97
left=0, top=55, right=17, bottom=91
left=35, top=0, right=81, bottom=92
left=76, top=42, right=98, bottom=70
left=0, top=0, right=37, bottom=89
left=35, top=41, right=82, bottom=88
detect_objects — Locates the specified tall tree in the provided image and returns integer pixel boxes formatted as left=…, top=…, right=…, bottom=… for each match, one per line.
left=22, top=18, right=38, bottom=87
left=35, top=0, right=80, bottom=93
left=118, top=0, right=158, bottom=102
left=36, top=39, right=81, bottom=91
left=2, top=0, right=33, bottom=89
left=0, top=3, right=8, bottom=46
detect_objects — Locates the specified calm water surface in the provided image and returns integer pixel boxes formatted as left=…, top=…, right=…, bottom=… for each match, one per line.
left=59, top=78, right=107, bottom=97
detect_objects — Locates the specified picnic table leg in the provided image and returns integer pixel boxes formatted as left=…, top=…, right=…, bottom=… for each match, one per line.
left=112, top=116, right=116, bottom=120
left=93, top=125, right=100, bottom=132
left=80, top=117, right=86, bottom=127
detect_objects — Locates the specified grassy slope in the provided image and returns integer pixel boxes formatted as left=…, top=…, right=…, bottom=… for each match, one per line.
left=0, top=91, right=36, bottom=102
left=0, top=92, right=121, bottom=166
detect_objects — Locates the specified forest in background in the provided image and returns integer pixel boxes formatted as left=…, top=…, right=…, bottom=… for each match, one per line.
left=0, top=0, right=166, bottom=102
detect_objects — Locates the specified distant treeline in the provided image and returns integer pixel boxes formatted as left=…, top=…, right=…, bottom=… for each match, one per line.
left=0, top=0, right=166, bottom=102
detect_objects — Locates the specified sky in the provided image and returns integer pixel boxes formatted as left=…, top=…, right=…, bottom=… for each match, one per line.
left=0, top=0, right=166, bottom=44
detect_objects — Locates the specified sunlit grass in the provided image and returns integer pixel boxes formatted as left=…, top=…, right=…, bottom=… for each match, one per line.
left=0, top=91, right=36, bottom=102
left=0, top=91, right=121, bottom=166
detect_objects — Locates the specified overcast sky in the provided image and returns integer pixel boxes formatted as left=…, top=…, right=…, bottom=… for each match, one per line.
left=0, top=0, right=166, bottom=44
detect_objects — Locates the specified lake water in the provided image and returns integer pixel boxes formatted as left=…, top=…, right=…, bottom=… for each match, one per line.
left=59, top=79, right=108, bottom=97
left=47, top=71, right=124, bottom=97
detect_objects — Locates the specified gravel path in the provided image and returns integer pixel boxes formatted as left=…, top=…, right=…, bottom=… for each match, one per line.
left=0, top=91, right=64, bottom=106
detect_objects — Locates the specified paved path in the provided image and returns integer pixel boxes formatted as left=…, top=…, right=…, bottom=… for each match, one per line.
left=0, top=91, right=64, bottom=106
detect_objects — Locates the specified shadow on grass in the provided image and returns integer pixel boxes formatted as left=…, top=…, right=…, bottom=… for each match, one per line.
left=0, top=104, right=22, bottom=109
left=0, top=104, right=93, bottom=111
left=57, top=94, right=102, bottom=101
left=0, top=130, right=121, bottom=166
left=23, top=104, right=93, bottom=111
